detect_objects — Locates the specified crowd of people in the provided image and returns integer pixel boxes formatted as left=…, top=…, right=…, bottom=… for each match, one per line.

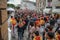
left=9, top=9, right=60, bottom=40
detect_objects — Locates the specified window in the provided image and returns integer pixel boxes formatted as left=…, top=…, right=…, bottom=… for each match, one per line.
left=58, top=0, right=60, bottom=1
left=46, top=7, right=52, bottom=8
left=56, top=6, right=60, bottom=9
left=48, top=0, right=52, bottom=2
left=7, top=0, right=9, bottom=2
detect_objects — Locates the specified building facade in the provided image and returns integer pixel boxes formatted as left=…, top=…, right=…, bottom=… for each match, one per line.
left=0, top=0, right=8, bottom=40
left=43, top=0, right=60, bottom=14
left=36, top=0, right=46, bottom=13
left=52, top=0, right=60, bottom=9
left=7, top=0, right=22, bottom=6
left=21, top=0, right=36, bottom=10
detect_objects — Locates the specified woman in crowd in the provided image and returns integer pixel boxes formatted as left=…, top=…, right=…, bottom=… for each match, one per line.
left=33, top=31, right=42, bottom=40
left=10, top=16, right=17, bottom=33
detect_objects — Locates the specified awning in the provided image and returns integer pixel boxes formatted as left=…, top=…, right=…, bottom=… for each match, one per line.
left=52, top=9, right=60, bottom=13
left=7, top=2, right=14, bottom=4
left=7, top=8, right=15, bottom=11
left=43, top=8, right=51, bottom=13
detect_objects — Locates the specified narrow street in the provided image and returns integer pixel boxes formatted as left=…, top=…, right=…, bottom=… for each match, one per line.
left=0, top=0, right=60, bottom=40
left=7, top=0, right=60, bottom=40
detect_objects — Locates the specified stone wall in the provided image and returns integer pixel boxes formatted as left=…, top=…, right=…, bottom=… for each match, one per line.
left=0, top=0, right=8, bottom=40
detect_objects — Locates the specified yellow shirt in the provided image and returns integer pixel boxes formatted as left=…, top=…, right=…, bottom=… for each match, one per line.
left=10, top=18, right=16, bottom=25
left=40, top=20, right=45, bottom=25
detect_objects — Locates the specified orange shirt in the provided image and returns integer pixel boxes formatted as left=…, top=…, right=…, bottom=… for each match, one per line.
left=10, top=18, right=16, bottom=25
left=35, top=19, right=45, bottom=26
left=56, top=35, right=60, bottom=40
left=35, top=20, right=40, bottom=26
left=19, top=21, right=26, bottom=27
left=33, top=36, right=42, bottom=40
left=40, top=19, right=45, bottom=25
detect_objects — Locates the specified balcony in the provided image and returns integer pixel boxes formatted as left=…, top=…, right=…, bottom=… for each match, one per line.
left=52, top=0, right=60, bottom=6
left=46, top=2, right=52, bottom=8
left=55, top=3, right=60, bottom=6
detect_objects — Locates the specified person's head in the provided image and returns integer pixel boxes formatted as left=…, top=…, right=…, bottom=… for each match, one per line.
left=57, top=29, right=60, bottom=35
left=46, top=32, right=55, bottom=39
left=11, top=16, right=13, bottom=18
left=30, top=22, right=34, bottom=27
left=47, top=25, right=53, bottom=31
left=34, top=31, right=39, bottom=36
left=40, top=17, right=44, bottom=20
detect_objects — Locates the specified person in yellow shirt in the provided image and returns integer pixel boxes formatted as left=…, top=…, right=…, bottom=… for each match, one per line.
left=10, top=16, right=16, bottom=33
left=33, top=31, right=42, bottom=40
left=40, top=18, right=45, bottom=26
left=10, top=16, right=16, bottom=26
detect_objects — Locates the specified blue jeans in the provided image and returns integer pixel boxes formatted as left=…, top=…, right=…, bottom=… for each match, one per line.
left=18, top=32, right=23, bottom=40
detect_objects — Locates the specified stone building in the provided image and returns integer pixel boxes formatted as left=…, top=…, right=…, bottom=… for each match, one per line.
left=44, top=0, right=60, bottom=13
left=52, top=0, right=60, bottom=13
left=0, top=0, right=8, bottom=40
left=36, top=0, right=46, bottom=13
left=21, top=0, right=36, bottom=10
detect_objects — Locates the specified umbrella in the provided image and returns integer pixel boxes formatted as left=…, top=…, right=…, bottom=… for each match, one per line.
left=7, top=8, right=15, bottom=11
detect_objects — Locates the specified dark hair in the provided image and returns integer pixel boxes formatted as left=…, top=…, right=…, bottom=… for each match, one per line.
left=11, top=16, right=13, bottom=18
left=57, top=30, right=60, bottom=34
left=34, top=31, right=39, bottom=36
left=47, top=26, right=53, bottom=31
left=30, top=22, right=34, bottom=26
left=45, top=28, right=48, bottom=32
left=47, top=32, right=54, bottom=39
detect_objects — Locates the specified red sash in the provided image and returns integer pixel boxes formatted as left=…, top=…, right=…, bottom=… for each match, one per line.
left=58, top=35, right=60, bottom=40
left=35, top=36, right=41, bottom=40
